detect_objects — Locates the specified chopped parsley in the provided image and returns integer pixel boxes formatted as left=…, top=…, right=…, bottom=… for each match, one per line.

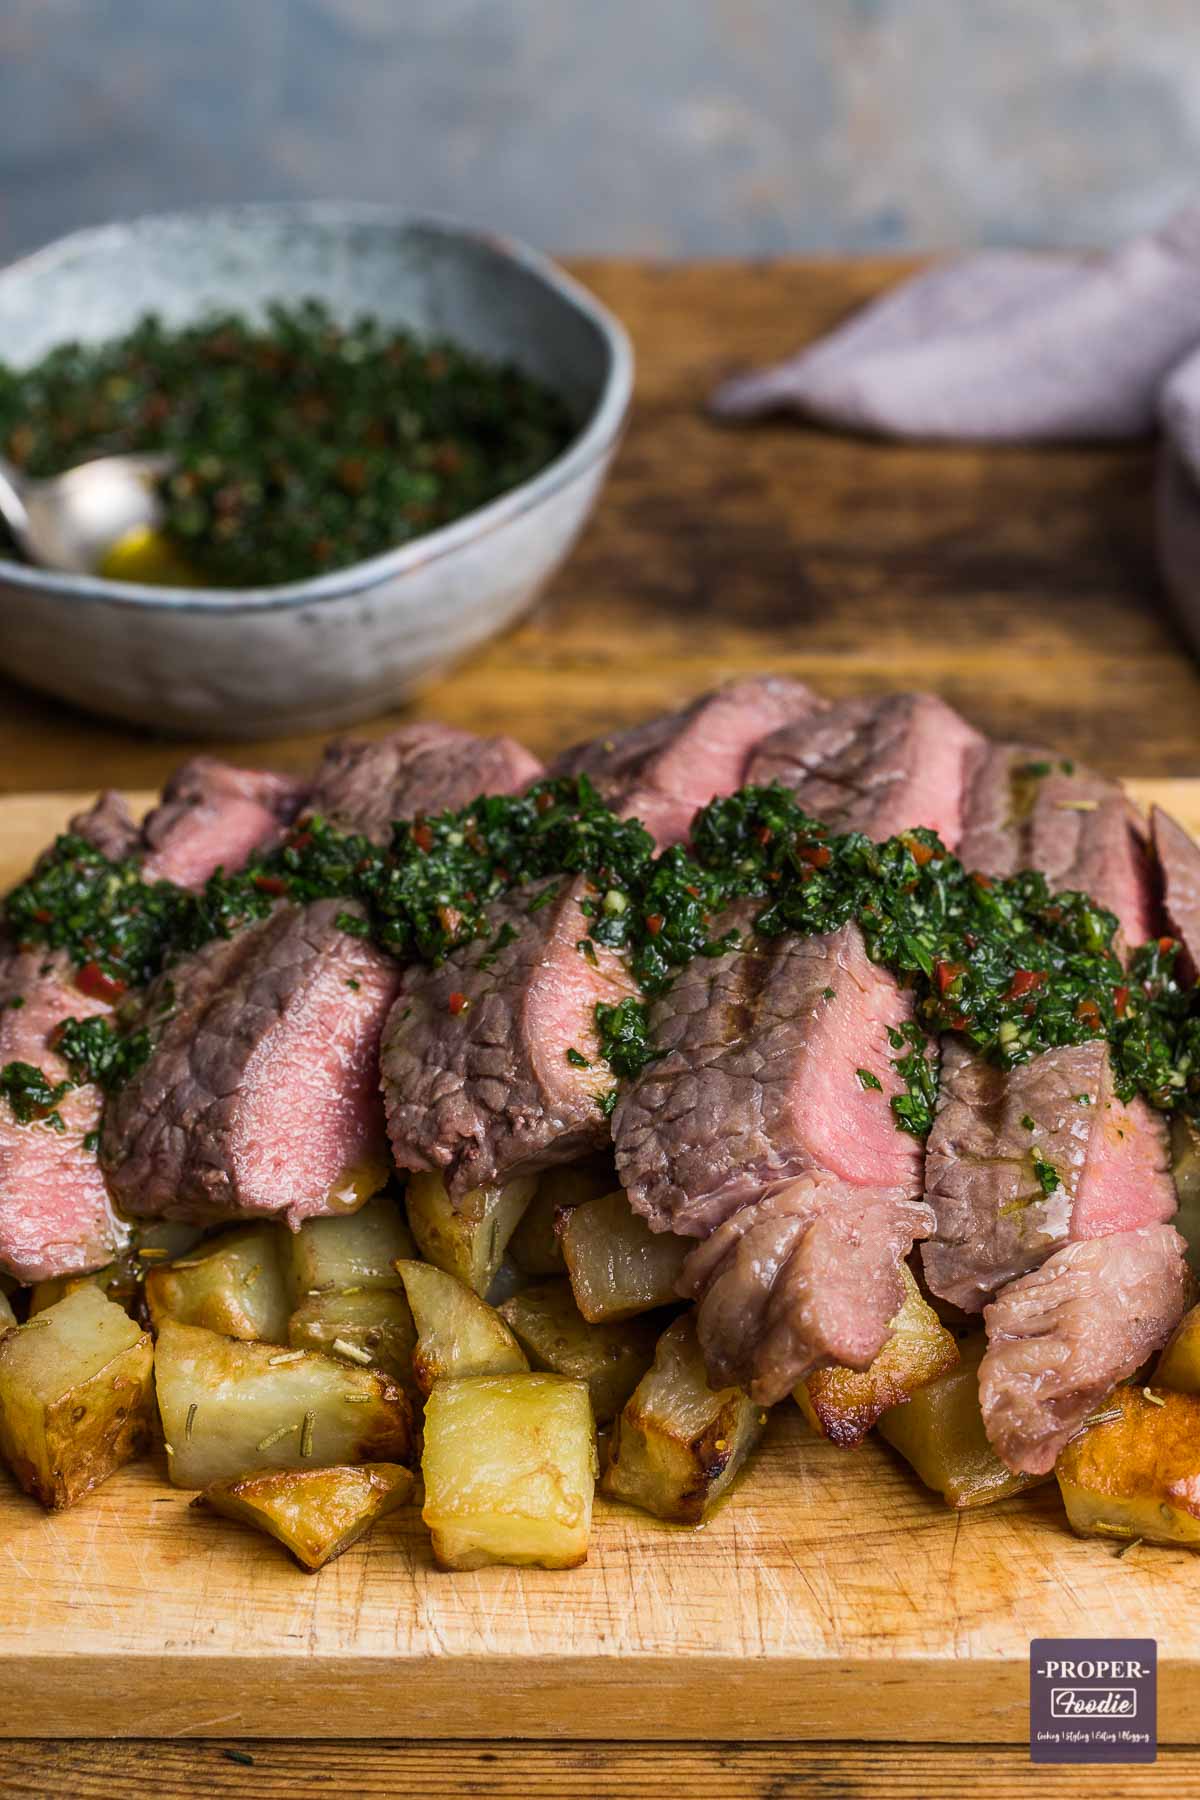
left=856, top=1069, right=883, bottom=1092
left=1032, top=1150, right=1062, bottom=1196
left=0, top=1062, right=70, bottom=1131
left=4, top=774, right=1200, bottom=1148
left=565, top=1047, right=590, bottom=1069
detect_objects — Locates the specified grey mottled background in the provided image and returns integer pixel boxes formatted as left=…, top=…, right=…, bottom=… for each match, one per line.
left=2, top=0, right=1199, bottom=262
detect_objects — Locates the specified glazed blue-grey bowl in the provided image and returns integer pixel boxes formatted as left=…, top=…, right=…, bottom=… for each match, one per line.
left=0, top=205, right=633, bottom=736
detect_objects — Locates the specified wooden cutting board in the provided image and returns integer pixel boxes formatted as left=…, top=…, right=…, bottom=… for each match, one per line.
left=3, top=782, right=1200, bottom=1745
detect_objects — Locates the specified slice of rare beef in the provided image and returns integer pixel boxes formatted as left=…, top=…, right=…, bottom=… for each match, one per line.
left=680, top=1173, right=934, bottom=1403
left=382, top=877, right=638, bottom=1196
left=140, top=758, right=304, bottom=886
left=0, top=766, right=293, bottom=1281
left=382, top=679, right=824, bottom=1200
left=614, top=909, right=924, bottom=1235
left=103, top=726, right=543, bottom=1227
left=958, top=743, right=1155, bottom=948
left=549, top=675, right=824, bottom=848
left=747, top=690, right=985, bottom=847
left=102, top=899, right=400, bottom=1228
left=979, top=1222, right=1190, bottom=1474
left=311, top=724, right=542, bottom=843
left=922, top=1038, right=1178, bottom=1313
left=1153, top=805, right=1200, bottom=982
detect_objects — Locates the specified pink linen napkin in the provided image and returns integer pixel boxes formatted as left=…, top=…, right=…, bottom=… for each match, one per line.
left=710, top=205, right=1200, bottom=654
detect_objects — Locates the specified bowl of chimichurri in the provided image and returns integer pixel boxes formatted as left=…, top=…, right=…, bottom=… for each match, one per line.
left=0, top=205, right=633, bottom=735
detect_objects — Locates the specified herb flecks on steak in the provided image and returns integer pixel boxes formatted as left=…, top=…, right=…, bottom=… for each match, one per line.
left=5, top=777, right=1200, bottom=1140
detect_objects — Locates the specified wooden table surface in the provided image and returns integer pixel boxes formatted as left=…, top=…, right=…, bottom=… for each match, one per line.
left=2, top=255, right=1197, bottom=1798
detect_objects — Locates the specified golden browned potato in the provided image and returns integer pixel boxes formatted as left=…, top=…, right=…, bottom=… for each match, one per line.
left=499, top=1278, right=660, bottom=1424
left=795, top=1264, right=960, bottom=1447
left=394, top=1259, right=527, bottom=1395
left=1156, top=1301, right=1200, bottom=1393
left=877, top=1332, right=1048, bottom=1508
left=29, top=1261, right=141, bottom=1319
left=285, top=1192, right=416, bottom=1301
left=0, top=1286, right=154, bottom=1509
left=509, top=1158, right=617, bottom=1276
left=601, top=1314, right=765, bottom=1522
left=405, top=1172, right=535, bottom=1295
left=421, top=1372, right=597, bottom=1569
left=0, top=1288, right=16, bottom=1332
left=1056, top=1384, right=1200, bottom=1549
left=288, top=1288, right=417, bottom=1389
left=145, top=1225, right=291, bottom=1343
left=154, top=1319, right=414, bottom=1489
left=201, top=1462, right=414, bottom=1570
left=561, top=1190, right=688, bottom=1323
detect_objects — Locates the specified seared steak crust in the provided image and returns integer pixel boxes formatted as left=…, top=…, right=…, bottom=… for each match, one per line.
left=312, top=725, right=543, bottom=843
left=922, top=1038, right=1177, bottom=1313
left=959, top=742, right=1155, bottom=948
left=103, top=899, right=399, bottom=1227
left=682, top=1174, right=935, bottom=1403
left=748, top=690, right=984, bottom=846
left=549, top=676, right=823, bottom=849
left=980, top=1223, right=1190, bottom=1474
left=382, top=878, right=638, bottom=1197
left=615, top=914, right=925, bottom=1235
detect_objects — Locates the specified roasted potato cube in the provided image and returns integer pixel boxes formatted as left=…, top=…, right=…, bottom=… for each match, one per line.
left=1156, top=1300, right=1200, bottom=1393
left=0, top=1286, right=154, bottom=1509
left=601, top=1314, right=765, bottom=1522
left=422, top=1373, right=597, bottom=1569
left=499, top=1278, right=660, bottom=1423
left=878, top=1331, right=1047, bottom=1508
left=561, top=1190, right=688, bottom=1323
left=1056, top=1384, right=1200, bottom=1549
left=0, top=1288, right=16, bottom=1332
left=285, top=1193, right=416, bottom=1302
left=201, top=1462, right=414, bottom=1570
left=405, top=1171, right=535, bottom=1296
left=509, top=1158, right=617, bottom=1276
left=394, top=1259, right=527, bottom=1395
left=145, top=1225, right=291, bottom=1343
left=288, top=1288, right=417, bottom=1389
left=29, top=1260, right=142, bottom=1319
left=154, top=1319, right=414, bottom=1489
left=795, top=1263, right=960, bottom=1447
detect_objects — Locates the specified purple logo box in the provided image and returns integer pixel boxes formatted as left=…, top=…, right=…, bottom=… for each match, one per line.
left=1030, top=1638, right=1157, bottom=1764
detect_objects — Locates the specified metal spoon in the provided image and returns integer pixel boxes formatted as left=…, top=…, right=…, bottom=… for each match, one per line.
left=0, top=451, right=172, bottom=576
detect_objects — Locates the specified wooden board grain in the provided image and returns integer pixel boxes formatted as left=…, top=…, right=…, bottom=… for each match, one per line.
left=2, top=782, right=1200, bottom=1745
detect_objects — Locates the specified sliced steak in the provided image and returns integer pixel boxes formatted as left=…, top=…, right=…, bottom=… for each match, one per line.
left=1, top=768, right=290, bottom=1281
left=1153, top=805, right=1200, bottom=982
left=747, top=690, right=985, bottom=846
left=311, top=725, right=542, bottom=843
left=549, top=675, right=824, bottom=848
left=680, top=1173, right=934, bottom=1403
left=141, top=758, right=304, bottom=887
left=614, top=911, right=924, bottom=1235
left=959, top=743, right=1155, bottom=948
left=103, top=901, right=400, bottom=1228
left=104, top=726, right=542, bottom=1227
left=922, top=1039, right=1178, bottom=1313
left=382, top=877, right=638, bottom=1195
left=64, top=790, right=141, bottom=863
left=979, top=1223, right=1190, bottom=1474
left=0, top=950, right=119, bottom=1281
left=383, top=681, right=820, bottom=1199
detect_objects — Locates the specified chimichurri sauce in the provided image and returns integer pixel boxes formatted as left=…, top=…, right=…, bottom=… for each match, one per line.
left=0, top=303, right=576, bottom=587
left=3, top=779, right=1198, bottom=1138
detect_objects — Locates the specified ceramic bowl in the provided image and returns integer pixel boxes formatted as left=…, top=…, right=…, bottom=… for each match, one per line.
left=0, top=205, right=633, bottom=736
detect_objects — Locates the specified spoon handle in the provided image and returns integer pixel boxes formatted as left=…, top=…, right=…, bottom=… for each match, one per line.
left=0, top=456, right=30, bottom=547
